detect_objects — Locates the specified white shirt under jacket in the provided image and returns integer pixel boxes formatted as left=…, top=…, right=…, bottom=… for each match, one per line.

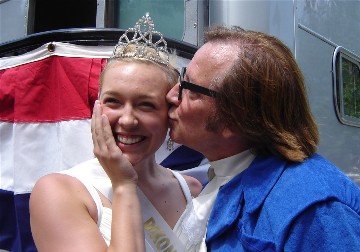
left=192, top=150, right=256, bottom=252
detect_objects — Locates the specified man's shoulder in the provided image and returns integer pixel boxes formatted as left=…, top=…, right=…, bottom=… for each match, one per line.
left=277, top=154, right=358, bottom=195
left=260, top=154, right=360, bottom=225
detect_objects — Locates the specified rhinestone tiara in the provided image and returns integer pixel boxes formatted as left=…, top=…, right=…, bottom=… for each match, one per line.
left=110, top=13, right=169, bottom=66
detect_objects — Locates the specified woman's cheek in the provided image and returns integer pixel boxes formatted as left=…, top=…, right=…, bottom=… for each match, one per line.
left=102, top=107, right=118, bottom=125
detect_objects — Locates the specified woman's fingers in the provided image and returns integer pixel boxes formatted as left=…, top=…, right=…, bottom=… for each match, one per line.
left=101, top=114, right=120, bottom=155
left=90, top=101, right=138, bottom=185
left=92, top=102, right=121, bottom=157
left=91, top=101, right=99, bottom=151
left=92, top=100, right=109, bottom=156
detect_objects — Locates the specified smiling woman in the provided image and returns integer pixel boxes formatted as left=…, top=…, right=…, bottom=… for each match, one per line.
left=99, top=61, right=171, bottom=166
left=29, top=14, right=203, bottom=252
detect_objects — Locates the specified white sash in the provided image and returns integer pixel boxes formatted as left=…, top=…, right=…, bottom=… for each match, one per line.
left=138, top=189, right=186, bottom=252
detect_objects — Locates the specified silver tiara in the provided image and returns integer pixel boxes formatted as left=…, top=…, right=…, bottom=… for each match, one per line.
left=111, top=13, right=169, bottom=66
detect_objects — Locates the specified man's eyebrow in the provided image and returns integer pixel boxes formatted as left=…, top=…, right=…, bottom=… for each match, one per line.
left=184, top=69, right=191, bottom=82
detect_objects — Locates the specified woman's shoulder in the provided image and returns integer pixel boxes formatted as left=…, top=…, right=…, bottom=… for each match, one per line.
left=32, top=173, right=76, bottom=197
left=181, top=174, right=202, bottom=197
left=30, top=174, right=107, bottom=251
left=32, top=173, right=84, bottom=195
left=30, top=173, right=98, bottom=220
left=166, top=168, right=202, bottom=198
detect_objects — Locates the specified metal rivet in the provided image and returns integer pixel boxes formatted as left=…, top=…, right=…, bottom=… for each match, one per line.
left=47, top=43, right=55, bottom=52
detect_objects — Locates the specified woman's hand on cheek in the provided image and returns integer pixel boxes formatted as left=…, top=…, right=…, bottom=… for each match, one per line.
left=91, top=100, right=138, bottom=187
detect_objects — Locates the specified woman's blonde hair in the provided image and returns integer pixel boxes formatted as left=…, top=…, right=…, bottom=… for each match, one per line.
left=99, top=44, right=179, bottom=93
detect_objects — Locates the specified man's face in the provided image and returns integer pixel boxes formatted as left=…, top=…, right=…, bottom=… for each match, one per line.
left=166, top=42, right=236, bottom=159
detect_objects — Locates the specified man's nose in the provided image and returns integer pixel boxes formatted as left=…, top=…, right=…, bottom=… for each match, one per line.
left=166, top=83, right=181, bottom=105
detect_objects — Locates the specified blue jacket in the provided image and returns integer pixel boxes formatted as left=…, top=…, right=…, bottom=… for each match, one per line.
left=206, top=154, right=360, bottom=251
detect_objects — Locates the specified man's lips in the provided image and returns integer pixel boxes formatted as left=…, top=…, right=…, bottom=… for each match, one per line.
left=168, top=117, right=177, bottom=126
left=167, top=111, right=177, bottom=121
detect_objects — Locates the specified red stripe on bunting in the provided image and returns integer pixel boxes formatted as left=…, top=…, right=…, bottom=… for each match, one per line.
left=0, top=56, right=105, bottom=123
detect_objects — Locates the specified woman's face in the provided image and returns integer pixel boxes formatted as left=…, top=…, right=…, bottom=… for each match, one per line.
left=99, top=61, right=170, bottom=166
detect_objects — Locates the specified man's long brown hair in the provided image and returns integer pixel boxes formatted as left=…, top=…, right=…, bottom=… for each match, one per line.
left=206, top=26, right=319, bottom=162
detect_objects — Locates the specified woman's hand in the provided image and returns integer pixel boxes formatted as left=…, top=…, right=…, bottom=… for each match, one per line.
left=91, top=100, right=138, bottom=187
left=92, top=101, right=145, bottom=252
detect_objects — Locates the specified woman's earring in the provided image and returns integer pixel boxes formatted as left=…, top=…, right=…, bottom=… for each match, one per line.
left=167, top=138, right=174, bottom=151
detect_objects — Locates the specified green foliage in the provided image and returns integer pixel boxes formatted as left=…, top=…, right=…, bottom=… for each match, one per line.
left=342, top=58, right=360, bottom=118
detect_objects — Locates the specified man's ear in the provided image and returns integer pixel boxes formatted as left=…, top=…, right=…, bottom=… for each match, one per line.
left=221, top=127, right=236, bottom=139
left=220, top=127, right=250, bottom=149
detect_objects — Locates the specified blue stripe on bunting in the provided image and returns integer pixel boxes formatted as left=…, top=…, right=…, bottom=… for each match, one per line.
left=0, top=190, right=36, bottom=252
